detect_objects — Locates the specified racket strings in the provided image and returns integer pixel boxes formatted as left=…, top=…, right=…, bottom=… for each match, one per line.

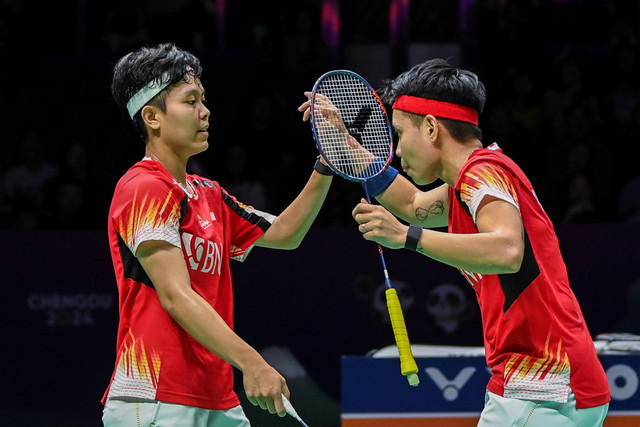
left=312, top=74, right=392, bottom=180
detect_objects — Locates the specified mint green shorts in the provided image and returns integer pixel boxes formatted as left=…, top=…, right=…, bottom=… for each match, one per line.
left=478, top=390, right=608, bottom=427
left=102, top=397, right=251, bottom=427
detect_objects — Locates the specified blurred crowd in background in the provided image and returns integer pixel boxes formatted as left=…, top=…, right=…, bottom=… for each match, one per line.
left=1, top=0, right=640, bottom=230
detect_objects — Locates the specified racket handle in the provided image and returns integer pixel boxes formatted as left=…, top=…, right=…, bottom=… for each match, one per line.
left=385, top=288, right=420, bottom=386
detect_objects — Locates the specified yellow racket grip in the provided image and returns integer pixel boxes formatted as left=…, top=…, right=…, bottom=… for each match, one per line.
left=385, top=288, right=420, bottom=386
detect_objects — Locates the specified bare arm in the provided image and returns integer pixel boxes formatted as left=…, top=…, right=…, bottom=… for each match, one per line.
left=299, top=91, right=448, bottom=229
left=136, top=240, right=289, bottom=416
left=376, top=176, right=449, bottom=229
left=353, top=195, right=524, bottom=274
left=256, top=169, right=332, bottom=250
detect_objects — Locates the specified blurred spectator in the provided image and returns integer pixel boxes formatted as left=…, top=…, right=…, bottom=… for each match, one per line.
left=0, top=15, right=8, bottom=55
left=278, top=6, right=328, bottom=84
left=543, top=54, right=588, bottom=137
left=506, top=70, right=544, bottom=134
left=219, top=143, right=268, bottom=211
left=604, top=1, right=639, bottom=52
left=44, top=142, right=104, bottom=229
left=500, top=70, right=545, bottom=182
left=607, top=43, right=640, bottom=128
left=541, top=100, right=612, bottom=222
left=48, top=180, right=88, bottom=229
left=618, top=176, right=640, bottom=223
left=4, top=130, right=58, bottom=229
left=615, top=104, right=640, bottom=185
left=476, top=0, right=543, bottom=77
left=562, top=173, right=601, bottom=224
left=615, top=278, right=640, bottom=334
left=101, top=0, right=149, bottom=53
left=143, top=0, right=219, bottom=51
left=482, top=103, right=522, bottom=151
left=0, top=167, right=12, bottom=226
left=225, top=92, right=308, bottom=213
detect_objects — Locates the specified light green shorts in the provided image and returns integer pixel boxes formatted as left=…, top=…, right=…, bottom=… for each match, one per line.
left=478, top=390, right=608, bottom=427
left=102, top=397, right=251, bottom=427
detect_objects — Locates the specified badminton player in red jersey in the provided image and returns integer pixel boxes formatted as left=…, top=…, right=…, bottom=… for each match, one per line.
left=102, top=43, right=335, bottom=426
left=304, top=58, right=610, bottom=426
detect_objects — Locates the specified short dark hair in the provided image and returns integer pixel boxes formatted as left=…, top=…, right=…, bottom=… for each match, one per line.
left=111, top=43, right=203, bottom=142
left=379, top=58, right=486, bottom=141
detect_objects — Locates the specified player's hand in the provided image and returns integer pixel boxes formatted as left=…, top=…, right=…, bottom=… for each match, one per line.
left=298, top=92, right=312, bottom=122
left=243, top=361, right=290, bottom=417
left=298, top=91, right=348, bottom=132
left=353, top=198, right=408, bottom=249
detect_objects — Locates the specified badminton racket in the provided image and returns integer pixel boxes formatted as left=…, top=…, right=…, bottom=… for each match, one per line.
left=309, top=70, right=419, bottom=386
left=282, top=394, right=309, bottom=427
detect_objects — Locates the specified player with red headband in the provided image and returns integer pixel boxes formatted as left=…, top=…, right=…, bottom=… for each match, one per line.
left=350, top=59, right=610, bottom=426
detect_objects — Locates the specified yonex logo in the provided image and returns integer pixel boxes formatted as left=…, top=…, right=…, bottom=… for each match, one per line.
left=607, top=364, right=639, bottom=401
left=424, top=366, right=477, bottom=401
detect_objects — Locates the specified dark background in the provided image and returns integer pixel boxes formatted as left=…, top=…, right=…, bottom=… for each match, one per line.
left=1, top=1, right=640, bottom=426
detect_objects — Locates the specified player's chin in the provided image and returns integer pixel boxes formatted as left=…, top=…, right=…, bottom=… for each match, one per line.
left=405, top=169, right=421, bottom=184
left=410, top=174, right=434, bottom=186
left=193, top=139, right=209, bottom=153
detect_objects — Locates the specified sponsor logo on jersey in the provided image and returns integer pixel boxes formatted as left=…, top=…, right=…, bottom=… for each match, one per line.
left=198, top=214, right=211, bottom=230
left=181, top=232, right=223, bottom=275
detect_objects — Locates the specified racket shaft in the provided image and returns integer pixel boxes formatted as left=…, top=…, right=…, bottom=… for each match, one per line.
left=386, top=288, right=420, bottom=385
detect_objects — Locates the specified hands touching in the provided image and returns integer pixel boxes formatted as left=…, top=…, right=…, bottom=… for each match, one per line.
left=299, top=91, right=376, bottom=176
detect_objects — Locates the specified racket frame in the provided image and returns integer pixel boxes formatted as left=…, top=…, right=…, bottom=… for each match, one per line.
left=309, top=69, right=395, bottom=184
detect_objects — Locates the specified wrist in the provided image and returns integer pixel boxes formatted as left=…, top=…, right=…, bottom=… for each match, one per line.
left=364, top=165, right=398, bottom=197
left=314, top=155, right=334, bottom=176
left=404, top=224, right=422, bottom=251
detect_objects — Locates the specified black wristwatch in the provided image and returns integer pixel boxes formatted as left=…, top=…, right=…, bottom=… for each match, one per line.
left=314, top=156, right=334, bottom=176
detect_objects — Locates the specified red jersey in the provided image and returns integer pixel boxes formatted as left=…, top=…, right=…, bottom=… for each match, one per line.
left=448, top=143, right=610, bottom=409
left=102, top=158, right=273, bottom=410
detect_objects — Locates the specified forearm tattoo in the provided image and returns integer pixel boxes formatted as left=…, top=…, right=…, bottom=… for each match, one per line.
left=415, top=200, right=445, bottom=222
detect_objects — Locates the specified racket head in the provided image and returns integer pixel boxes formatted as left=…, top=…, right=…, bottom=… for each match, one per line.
left=309, top=70, right=394, bottom=182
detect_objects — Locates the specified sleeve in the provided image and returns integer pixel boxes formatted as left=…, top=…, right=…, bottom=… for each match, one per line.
left=111, top=175, right=184, bottom=255
left=459, top=161, right=520, bottom=222
left=220, top=188, right=274, bottom=262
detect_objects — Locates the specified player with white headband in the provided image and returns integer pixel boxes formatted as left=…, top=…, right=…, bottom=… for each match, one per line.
left=102, top=43, right=333, bottom=427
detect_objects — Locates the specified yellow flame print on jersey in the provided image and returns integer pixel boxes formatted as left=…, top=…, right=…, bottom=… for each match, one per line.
left=116, top=188, right=181, bottom=249
left=504, top=332, right=570, bottom=387
left=118, top=330, right=161, bottom=391
left=460, top=164, right=519, bottom=206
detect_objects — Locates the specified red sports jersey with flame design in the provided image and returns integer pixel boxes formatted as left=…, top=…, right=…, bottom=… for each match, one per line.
left=102, top=158, right=273, bottom=409
left=448, top=143, right=610, bottom=408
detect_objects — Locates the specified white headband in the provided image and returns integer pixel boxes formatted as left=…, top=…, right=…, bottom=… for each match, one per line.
left=126, top=72, right=171, bottom=119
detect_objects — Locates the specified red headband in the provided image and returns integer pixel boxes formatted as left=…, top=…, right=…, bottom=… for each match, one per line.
left=392, top=95, right=478, bottom=125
